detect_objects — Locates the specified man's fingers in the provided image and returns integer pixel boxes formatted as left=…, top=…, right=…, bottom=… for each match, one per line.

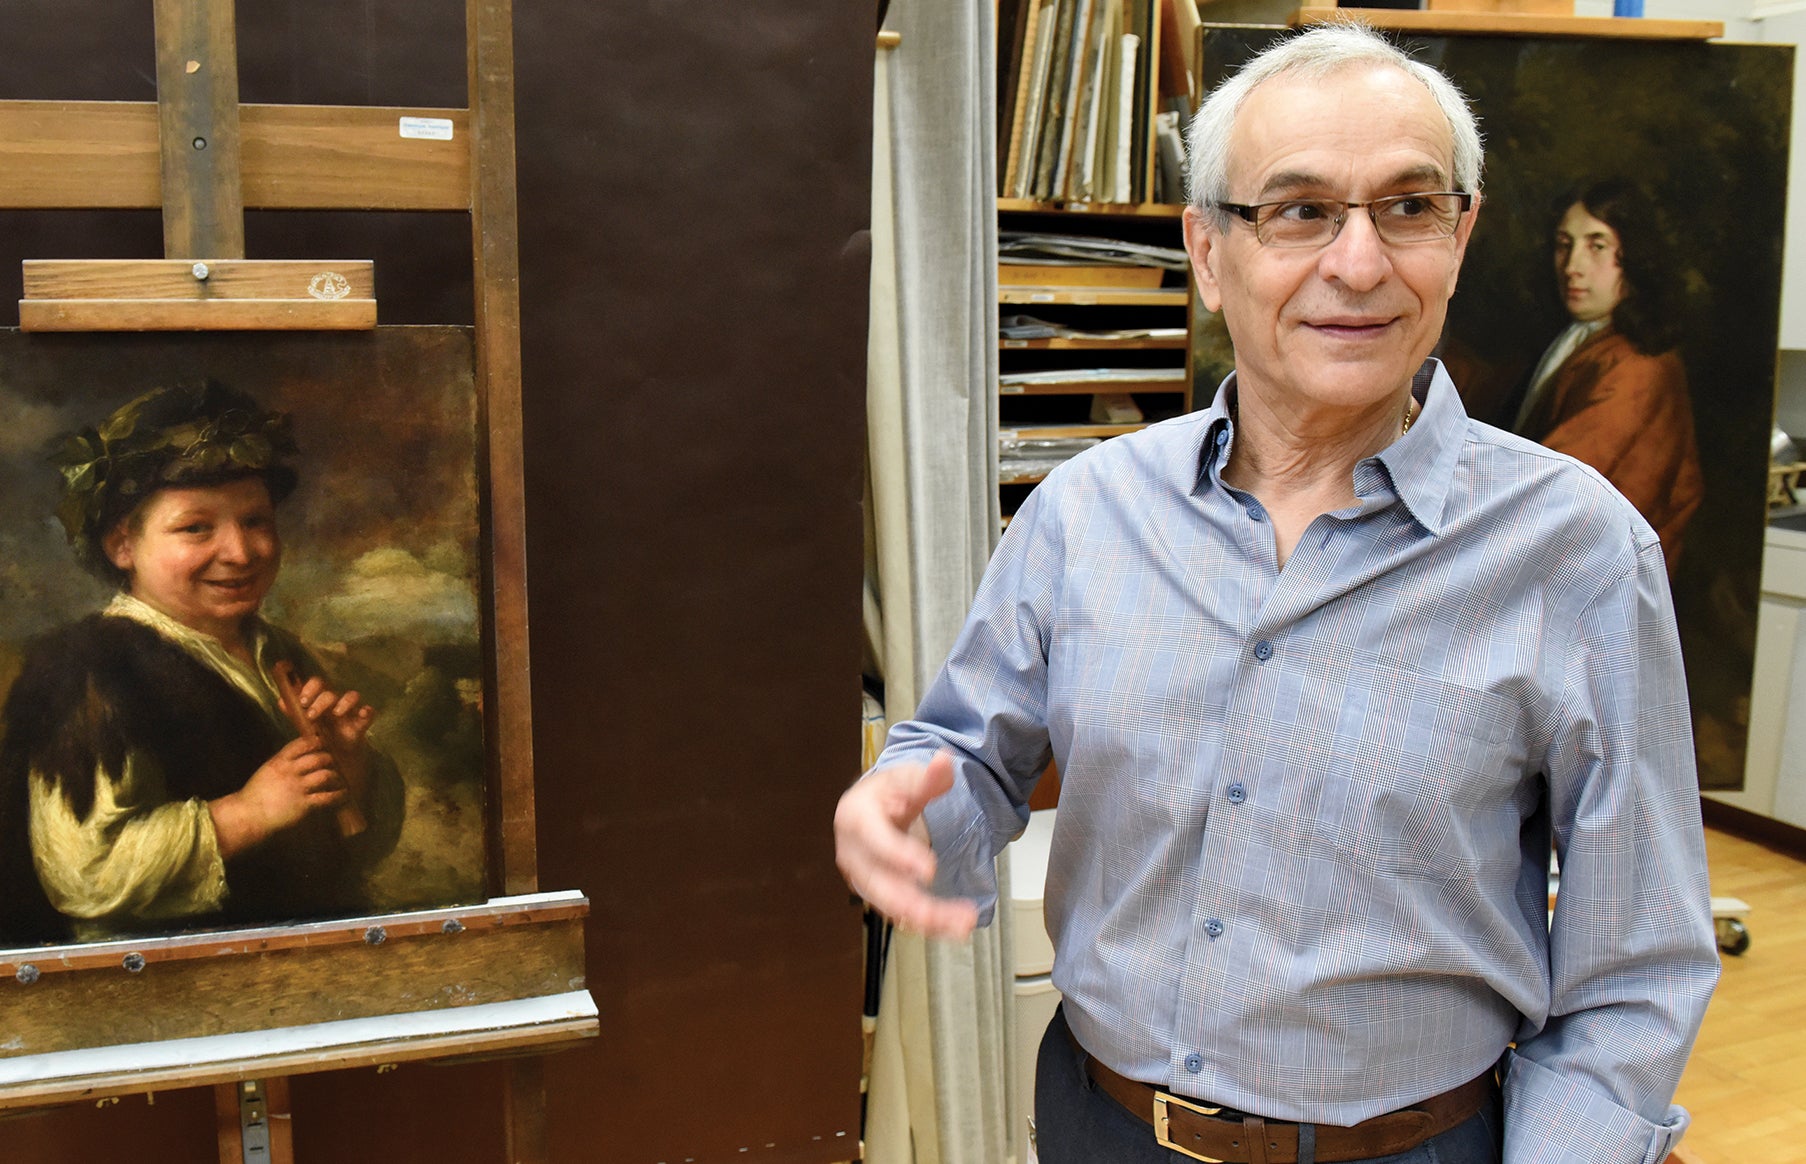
left=835, top=754, right=976, bottom=940
left=889, top=751, right=958, bottom=823
left=861, top=867, right=980, bottom=941
left=842, top=796, right=937, bottom=885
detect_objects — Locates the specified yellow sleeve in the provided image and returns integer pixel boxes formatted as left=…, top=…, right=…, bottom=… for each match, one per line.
left=28, top=750, right=228, bottom=932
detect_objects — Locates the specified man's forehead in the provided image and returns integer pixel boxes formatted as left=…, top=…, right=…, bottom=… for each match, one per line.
left=1227, top=64, right=1455, bottom=191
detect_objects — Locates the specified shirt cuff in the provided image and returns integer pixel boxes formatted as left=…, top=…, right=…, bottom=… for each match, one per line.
left=915, top=761, right=1002, bottom=927
left=1502, top=1049, right=1690, bottom=1164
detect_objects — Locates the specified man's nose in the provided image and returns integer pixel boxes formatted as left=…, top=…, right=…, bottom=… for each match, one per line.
left=1319, top=206, right=1389, bottom=288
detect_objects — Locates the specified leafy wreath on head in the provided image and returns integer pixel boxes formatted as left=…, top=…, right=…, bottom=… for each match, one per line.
left=50, top=380, right=298, bottom=574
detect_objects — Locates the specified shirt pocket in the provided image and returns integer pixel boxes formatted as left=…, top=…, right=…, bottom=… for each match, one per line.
left=1313, top=667, right=1527, bottom=881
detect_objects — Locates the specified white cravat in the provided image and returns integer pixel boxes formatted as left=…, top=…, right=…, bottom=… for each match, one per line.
left=1514, top=318, right=1606, bottom=434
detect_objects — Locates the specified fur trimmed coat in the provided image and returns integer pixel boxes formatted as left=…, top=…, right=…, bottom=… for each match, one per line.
left=0, top=613, right=401, bottom=944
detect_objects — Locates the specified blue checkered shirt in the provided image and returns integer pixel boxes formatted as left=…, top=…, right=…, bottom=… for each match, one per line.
left=884, top=360, right=1718, bottom=1164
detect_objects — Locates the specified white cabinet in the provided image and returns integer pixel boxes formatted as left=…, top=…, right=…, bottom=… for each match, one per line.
left=1011, top=809, right=1060, bottom=1164
left=1708, top=524, right=1806, bottom=825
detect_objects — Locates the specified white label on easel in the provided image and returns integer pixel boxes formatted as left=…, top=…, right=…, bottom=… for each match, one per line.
left=399, top=116, right=455, bottom=141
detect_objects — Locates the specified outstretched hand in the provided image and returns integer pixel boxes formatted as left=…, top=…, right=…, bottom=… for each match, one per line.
left=834, top=752, right=980, bottom=940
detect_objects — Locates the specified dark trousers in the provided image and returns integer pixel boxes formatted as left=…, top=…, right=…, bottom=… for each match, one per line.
left=1034, top=1007, right=1502, bottom=1164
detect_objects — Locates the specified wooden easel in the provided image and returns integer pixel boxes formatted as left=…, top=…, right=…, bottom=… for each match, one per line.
left=0, top=3, right=581, bottom=1162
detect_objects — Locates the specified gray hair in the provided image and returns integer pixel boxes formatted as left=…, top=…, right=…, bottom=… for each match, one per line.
left=1184, top=23, right=1484, bottom=216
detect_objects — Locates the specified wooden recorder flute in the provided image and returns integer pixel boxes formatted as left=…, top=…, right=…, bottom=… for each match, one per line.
left=271, top=660, right=368, bottom=837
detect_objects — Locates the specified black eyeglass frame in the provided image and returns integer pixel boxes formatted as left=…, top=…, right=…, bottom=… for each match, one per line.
left=1213, top=191, right=1476, bottom=248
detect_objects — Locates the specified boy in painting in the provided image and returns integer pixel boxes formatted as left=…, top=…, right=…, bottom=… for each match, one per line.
left=1512, top=179, right=1703, bottom=575
left=0, top=381, right=401, bottom=945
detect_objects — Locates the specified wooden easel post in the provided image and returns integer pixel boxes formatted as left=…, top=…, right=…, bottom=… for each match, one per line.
left=152, top=0, right=245, bottom=260
left=466, top=1, right=548, bottom=1155
left=148, top=5, right=288, bottom=1160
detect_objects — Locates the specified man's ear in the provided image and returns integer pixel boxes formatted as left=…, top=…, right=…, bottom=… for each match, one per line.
left=1183, top=206, right=1225, bottom=313
left=1446, top=193, right=1482, bottom=298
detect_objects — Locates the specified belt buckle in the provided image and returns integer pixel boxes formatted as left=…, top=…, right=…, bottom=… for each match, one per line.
left=1153, top=1091, right=1226, bottom=1164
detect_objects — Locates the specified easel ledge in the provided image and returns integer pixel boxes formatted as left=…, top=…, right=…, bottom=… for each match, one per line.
left=0, top=991, right=596, bottom=1111
left=0, top=890, right=596, bottom=1113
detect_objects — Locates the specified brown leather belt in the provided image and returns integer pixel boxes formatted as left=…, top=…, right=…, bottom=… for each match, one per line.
left=1073, top=1031, right=1493, bottom=1164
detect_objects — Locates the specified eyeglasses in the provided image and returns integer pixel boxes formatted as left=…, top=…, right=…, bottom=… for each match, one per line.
left=1214, top=192, right=1474, bottom=248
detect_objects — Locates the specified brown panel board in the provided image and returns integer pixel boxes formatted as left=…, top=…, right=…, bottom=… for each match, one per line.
left=0, top=101, right=471, bottom=211
left=512, top=0, right=871, bottom=1158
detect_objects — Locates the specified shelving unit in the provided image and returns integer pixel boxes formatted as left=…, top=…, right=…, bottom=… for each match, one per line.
left=995, top=201, right=1195, bottom=523
left=993, top=0, right=1203, bottom=527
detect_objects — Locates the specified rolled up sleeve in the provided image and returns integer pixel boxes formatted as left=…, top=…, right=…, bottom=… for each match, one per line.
left=1507, top=537, right=1719, bottom=1162
left=872, top=487, right=1063, bottom=925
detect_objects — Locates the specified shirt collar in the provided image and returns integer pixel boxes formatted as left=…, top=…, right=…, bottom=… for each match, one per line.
left=104, top=593, right=285, bottom=721
left=1196, top=358, right=1467, bottom=536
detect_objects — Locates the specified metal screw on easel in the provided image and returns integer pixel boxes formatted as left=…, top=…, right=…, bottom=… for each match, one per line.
left=15, top=964, right=39, bottom=985
left=193, top=262, right=210, bottom=281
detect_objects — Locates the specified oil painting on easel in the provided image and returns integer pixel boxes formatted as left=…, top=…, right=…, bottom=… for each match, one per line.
left=0, top=328, right=488, bottom=947
left=1198, top=27, right=1792, bottom=792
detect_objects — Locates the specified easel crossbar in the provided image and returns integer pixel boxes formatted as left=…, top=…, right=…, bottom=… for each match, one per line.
left=0, top=101, right=472, bottom=211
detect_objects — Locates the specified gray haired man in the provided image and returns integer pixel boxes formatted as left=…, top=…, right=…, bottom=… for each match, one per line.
left=836, top=23, right=1716, bottom=1164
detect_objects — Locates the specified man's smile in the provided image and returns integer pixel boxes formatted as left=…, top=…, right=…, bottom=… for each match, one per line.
left=1304, top=314, right=1399, bottom=338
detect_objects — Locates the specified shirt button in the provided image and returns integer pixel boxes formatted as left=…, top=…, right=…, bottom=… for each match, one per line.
left=1226, top=783, right=1247, bottom=804
left=1204, top=918, right=1224, bottom=939
left=1184, top=1053, right=1204, bottom=1073
left=1247, top=502, right=1266, bottom=522
left=1252, top=640, right=1273, bottom=662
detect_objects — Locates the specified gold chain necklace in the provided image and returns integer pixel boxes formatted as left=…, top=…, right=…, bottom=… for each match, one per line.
left=1402, top=397, right=1418, bottom=436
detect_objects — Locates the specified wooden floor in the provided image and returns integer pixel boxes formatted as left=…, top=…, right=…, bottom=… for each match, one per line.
left=1670, top=825, right=1806, bottom=1161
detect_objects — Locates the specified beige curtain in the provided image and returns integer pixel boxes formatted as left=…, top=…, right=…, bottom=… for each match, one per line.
left=864, top=2, right=1017, bottom=1161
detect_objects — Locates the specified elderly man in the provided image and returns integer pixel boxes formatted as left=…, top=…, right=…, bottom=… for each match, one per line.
left=836, top=23, right=1716, bottom=1164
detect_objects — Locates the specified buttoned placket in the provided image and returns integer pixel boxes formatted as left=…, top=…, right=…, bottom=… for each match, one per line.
left=1171, top=438, right=1412, bottom=1098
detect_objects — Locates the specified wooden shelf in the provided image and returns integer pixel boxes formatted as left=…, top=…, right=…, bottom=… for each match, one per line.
left=1000, top=286, right=1188, bottom=306
left=1001, top=377, right=1185, bottom=396
left=1005, top=422, right=1147, bottom=440
left=1000, top=335, right=1185, bottom=350
left=1293, top=8, right=1724, bottom=39
left=999, top=198, right=1186, bottom=218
